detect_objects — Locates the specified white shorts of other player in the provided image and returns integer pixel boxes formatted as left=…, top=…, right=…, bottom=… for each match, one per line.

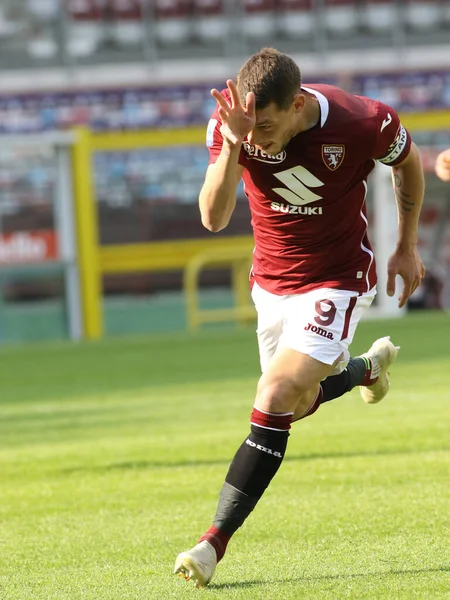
left=251, top=282, right=377, bottom=374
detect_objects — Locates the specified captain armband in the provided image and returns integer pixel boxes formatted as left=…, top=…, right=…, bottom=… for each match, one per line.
left=378, top=125, right=408, bottom=165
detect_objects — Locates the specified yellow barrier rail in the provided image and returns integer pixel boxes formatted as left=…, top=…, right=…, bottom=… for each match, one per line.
left=71, top=125, right=209, bottom=339
left=184, top=245, right=255, bottom=331
left=72, top=127, right=102, bottom=339
left=99, top=236, right=253, bottom=273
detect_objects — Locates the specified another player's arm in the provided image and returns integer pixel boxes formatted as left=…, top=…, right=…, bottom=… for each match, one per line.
left=388, top=142, right=426, bottom=307
left=199, top=149, right=244, bottom=232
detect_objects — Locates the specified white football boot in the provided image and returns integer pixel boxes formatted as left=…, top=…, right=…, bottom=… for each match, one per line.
left=360, top=336, right=400, bottom=404
left=174, top=540, right=217, bottom=588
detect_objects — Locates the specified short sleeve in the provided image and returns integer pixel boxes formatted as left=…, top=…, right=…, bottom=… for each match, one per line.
left=205, top=88, right=247, bottom=167
left=206, top=88, right=232, bottom=165
left=206, top=105, right=224, bottom=165
left=373, top=101, right=411, bottom=166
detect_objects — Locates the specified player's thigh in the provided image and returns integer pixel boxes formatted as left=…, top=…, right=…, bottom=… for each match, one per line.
left=251, top=281, right=284, bottom=373
left=281, top=287, right=376, bottom=367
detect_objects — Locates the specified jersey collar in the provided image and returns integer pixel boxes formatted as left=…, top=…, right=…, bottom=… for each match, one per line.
left=302, top=86, right=329, bottom=128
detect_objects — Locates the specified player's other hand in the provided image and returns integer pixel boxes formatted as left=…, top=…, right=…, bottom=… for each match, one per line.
left=387, top=245, right=426, bottom=308
left=435, top=149, right=450, bottom=182
left=211, top=80, right=256, bottom=147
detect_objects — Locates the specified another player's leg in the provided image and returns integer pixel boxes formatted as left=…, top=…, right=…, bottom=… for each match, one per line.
left=174, top=349, right=333, bottom=588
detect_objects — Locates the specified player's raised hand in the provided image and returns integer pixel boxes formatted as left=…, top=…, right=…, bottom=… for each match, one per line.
left=386, top=246, right=426, bottom=308
left=211, top=80, right=256, bottom=147
left=435, top=149, right=450, bottom=182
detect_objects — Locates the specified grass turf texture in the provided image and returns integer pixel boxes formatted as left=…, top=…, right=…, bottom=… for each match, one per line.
left=1, top=311, right=449, bottom=599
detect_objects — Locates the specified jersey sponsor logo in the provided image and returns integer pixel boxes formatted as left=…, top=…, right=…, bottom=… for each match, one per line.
left=271, top=201, right=323, bottom=215
left=379, top=125, right=407, bottom=165
left=273, top=165, right=324, bottom=206
left=321, top=144, right=345, bottom=171
left=304, top=322, right=334, bottom=340
left=206, top=118, right=217, bottom=147
left=380, top=112, right=392, bottom=132
left=243, top=142, right=287, bottom=164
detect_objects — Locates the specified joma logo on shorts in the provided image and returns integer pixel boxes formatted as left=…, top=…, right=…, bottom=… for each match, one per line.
left=246, top=439, right=283, bottom=458
left=304, top=322, right=334, bottom=340
left=271, top=201, right=323, bottom=215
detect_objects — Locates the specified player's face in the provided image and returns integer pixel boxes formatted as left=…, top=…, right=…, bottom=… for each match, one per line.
left=247, top=99, right=302, bottom=156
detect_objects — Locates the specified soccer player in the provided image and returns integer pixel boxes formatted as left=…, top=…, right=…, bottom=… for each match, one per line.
left=435, top=148, right=450, bottom=181
left=174, top=48, right=426, bottom=588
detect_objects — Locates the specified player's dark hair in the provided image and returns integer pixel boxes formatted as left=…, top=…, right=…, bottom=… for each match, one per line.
left=236, top=48, right=301, bottom=111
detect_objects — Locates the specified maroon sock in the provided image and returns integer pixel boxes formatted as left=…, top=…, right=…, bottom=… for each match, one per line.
left=199, top=525, right=231, bottom=562
left=199, top=409, right=292, bottom=562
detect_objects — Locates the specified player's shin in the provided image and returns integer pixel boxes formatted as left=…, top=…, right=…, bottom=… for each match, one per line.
left=199, top=407, right=292, bottom=561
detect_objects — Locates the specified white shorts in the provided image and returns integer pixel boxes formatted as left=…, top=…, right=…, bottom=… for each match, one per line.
left=251, top=282, right=376, bottom=373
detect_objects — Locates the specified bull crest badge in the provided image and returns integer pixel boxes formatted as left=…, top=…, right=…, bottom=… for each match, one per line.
left=322, top=144, right=345, bottom=171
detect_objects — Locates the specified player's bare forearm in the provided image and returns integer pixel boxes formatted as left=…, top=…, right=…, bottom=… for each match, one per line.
left=199, top=140, right=242, bottom=232
left=391, top=142, right=424, bottom=249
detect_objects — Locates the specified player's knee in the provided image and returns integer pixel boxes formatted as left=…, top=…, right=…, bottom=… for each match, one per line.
left=255, top=374, right=307, bottom=413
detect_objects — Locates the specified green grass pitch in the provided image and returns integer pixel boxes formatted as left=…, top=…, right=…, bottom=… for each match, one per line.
left=1, top=311, right=449, bottom=599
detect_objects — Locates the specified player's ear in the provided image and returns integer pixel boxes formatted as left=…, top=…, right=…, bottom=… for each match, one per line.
left=292, top=93, right=306, bottom=114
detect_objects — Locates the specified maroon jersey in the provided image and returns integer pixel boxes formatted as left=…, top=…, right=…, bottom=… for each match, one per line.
left=206, top=84, right=411, bottom=295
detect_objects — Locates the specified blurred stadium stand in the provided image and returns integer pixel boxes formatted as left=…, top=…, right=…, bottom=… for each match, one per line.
left=0, top=0, right=447, bottom=71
